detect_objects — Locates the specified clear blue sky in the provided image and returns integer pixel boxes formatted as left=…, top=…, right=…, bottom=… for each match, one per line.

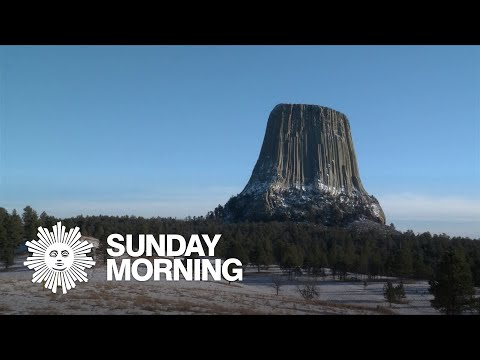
left=1, top=46, right=479, bottom=238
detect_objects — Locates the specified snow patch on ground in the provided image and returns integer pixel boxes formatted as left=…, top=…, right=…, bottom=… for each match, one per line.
left=0, top=255, right=463, bottom=315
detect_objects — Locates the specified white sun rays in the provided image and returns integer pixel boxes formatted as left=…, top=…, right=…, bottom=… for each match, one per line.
left=24, top=221, right=96, bottom=294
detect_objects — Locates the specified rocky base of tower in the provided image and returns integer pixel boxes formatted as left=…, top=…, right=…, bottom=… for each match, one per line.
left=223, top=185, right=385, bottom=226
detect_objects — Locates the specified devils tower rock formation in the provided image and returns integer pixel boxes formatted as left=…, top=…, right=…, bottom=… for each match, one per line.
left=222, top=104, right=385, bottom=225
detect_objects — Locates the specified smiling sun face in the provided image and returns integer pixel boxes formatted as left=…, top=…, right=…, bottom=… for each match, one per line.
left=24, top=222, right=96, bottom=294
left=44, top=243, right=74, bottom=271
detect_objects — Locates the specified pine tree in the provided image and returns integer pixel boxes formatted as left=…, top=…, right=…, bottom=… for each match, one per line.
left=22, top=206, right=39, bottom=242
left=429, top=249, right=475, bottom=315
left=313, top=247, right=328, bottom=276
left=0, top=209, right=23, bottom=269
left=39, top=211, right=57, bottom=229
left=94, top=224, right=105, bottom=240
left=226, top=241, right=249, bottom=268
left=383, top=281, right=396, bottom=307
left=8, top=209, right=23, bottom=248
left=343, top=238, right=356, bottom=280
left=395, top=282, right=406, bottom=300
left=0, top=208, right=10, bottom=267
left=281, top=244, right=302, bottom=270
left=249, top=238, right=273, bottom=273
left=383, top=281, right=406, bottom=307
left=369, top=251, right=382, bottom=280
left=396, top=243, right=413, bottom=282
left=250, top=239, right=266, bottom=273
left=359, top=241, right=371, bottom=280
left=412, top=250, right=432, bottom=279
left=328, top=242, right=339, bottom=280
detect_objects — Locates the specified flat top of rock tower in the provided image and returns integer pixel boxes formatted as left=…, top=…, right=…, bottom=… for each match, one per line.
left=272, top=103, right=347, bottom=117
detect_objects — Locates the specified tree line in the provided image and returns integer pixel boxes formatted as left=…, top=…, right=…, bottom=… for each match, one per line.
left=0, top=206, right=38, bottom=268
left=1, top=205, right=478, bottom=288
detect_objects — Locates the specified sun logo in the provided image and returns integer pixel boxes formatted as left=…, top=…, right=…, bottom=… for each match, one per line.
left=24, top=221, right=96, bottom=294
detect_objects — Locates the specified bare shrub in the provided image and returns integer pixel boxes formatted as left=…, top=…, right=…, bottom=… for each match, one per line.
left=298, top=278, right=319, bottom=300
left=271, top=274, right=286, bottom=296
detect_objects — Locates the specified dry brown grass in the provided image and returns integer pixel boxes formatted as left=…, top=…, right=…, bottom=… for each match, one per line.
left=133, top=295, right=160, bottom=312
left=78, top=290, right=116, bottom=302
left=28, top=307, right=62, bottom=315
left=66, top=292, right=85, bottom=300
left=125, top=297, right=263, bottom=314
left=67, top=303, right=83, bottom=311
left=196, top=301, right=266, bottom=315
left=111, top=302, right=129, bottom=310
left=375, top=305, right=397, bottom=315
left=236, top=307, right=266, bottom=315
left=84, top=291, right=102, bottom=301
left=0, top=279, right=16, bottom=285
left=95, top=283, right=117, bottom=291
left=170, top=300, right=196, bottom=313
left=0, top=303, right=12, bottom=313
left=312, top=299, right=396, bottom=315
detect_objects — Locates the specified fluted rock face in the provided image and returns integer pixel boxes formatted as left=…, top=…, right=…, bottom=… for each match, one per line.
left=224, top=104, right=385, bottom=225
